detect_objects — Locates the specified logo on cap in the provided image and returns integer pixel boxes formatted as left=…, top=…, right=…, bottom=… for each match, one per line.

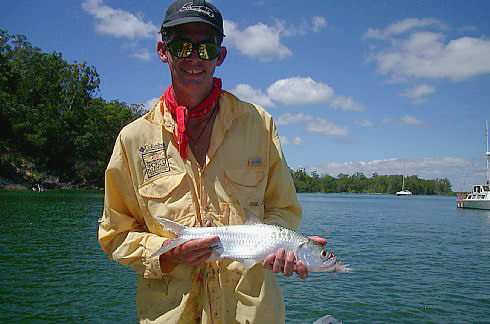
left=180, top=2, right=215, bottom=18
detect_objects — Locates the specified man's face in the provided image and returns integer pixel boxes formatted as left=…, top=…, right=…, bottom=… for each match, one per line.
left=159, top=23, right=226, bottom=92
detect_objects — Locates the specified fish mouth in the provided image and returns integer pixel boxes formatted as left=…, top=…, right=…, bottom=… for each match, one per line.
left=320, top=252, right=337, bottom=271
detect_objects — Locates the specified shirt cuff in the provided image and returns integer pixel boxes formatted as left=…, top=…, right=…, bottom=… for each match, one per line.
left=142, top=235, right=167, bottom=280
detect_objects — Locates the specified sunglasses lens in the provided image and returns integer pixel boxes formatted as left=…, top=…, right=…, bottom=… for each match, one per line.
left=168, top=39, right=220, bottom=60
left=198, top=43, right=220, bottom=60
left=168, top=40, right=192, bottom=58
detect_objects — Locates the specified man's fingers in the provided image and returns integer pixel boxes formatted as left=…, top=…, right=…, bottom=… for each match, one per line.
left=168, top=236, right=220, bottom=265
left=181, top=236, right=220, bottom=252
left=283, top=251, right=295, bottom=276
left=296, top=260, right=308, bottom=280
left=272, top=248, right=286, bottom=273
left=262, top=254, right=275, bottom=270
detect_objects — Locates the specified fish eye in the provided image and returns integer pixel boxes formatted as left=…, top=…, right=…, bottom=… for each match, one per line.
left=320, top=250, right=328, bottom=258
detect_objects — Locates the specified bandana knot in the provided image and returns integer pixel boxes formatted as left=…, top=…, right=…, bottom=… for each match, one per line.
left=162, top=78, right=222, bottom=160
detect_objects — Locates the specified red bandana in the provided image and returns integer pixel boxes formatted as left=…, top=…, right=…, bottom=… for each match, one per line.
left=162, top=77, right=222, bottom=160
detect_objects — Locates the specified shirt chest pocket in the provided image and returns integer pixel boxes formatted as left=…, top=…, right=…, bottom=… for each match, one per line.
left=138, top=171, right=194, bottom=224
left=224, top=168, right=266, bottom=220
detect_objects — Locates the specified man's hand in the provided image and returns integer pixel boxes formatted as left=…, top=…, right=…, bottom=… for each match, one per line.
left=262, top=235, right=327, bottom=279
left=159, top=236, right=220, bottom=272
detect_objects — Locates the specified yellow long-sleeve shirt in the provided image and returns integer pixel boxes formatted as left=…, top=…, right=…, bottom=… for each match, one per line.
left=98, top=90, right=302, bottom=323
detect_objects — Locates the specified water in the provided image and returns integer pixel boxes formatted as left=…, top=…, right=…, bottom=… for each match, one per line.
left=1, top=191, right=489, bottom=323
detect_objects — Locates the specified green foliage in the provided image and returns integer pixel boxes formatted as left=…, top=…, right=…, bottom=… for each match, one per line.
left=1, top=30, right=143, bottom=187
left=290, top=169, right=452, bottom=195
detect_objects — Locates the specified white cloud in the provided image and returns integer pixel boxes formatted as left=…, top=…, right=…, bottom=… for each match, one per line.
left=279, top=136, right=304, bottom=146
left=292, top=136, right=304, bottom=145
left=267, top=77, right=334, bottom=105
left=363, top=18, right=444, bottom=40
left=356, top=119, right=375, bottom=127
left=380, top=117, right=393, bottom=124
left=277, top=113, right=347, bottom=137
left=230, top=77, right=362, bottom=110
left=307, top=118, right=348, bottom=136
left=330, top=96, right=364, bottom=111
left=223, top=17, right=326, bottom=61
left=82, top=0, right=158, bottom=39
left=400, top=84, right=435, bottom=104
left=366, top=19, right=490, bottom=81
left=355, top=118, right=394, bottom=128
left=224, top=20, right=292, bottom=61
left=402, top=115, right=424, bottom=125
left=276, top=112, right=312, bottom=125
left=276, top=16, right=327, bottom=36
left=312, top=16, right=327, bottom=32
left=130, top=48, right=152, bottom=61
left=303, top=156, right=474, bottom=192
left=230, top=84, right=275, bottom=107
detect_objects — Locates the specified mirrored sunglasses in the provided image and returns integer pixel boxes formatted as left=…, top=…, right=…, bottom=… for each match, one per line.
left=167, top=39, right=221, bottom=61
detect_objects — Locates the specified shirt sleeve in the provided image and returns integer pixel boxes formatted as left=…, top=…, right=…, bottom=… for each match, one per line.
left=98, top=134, right=168, bottom=280
left=262, top=118, right=302, bottom=230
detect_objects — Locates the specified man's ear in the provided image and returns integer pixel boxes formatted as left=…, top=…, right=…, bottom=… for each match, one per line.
left=157, top=41, right=169, bottom=63
left=215, top=47, right=227, bottom=67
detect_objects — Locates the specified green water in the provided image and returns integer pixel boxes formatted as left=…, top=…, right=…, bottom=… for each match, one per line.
left=1, top=191, right=489, bottom=323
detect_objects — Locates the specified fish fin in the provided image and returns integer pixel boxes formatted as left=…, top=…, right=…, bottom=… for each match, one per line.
left=243, top=208, right=262, bottom=225
left=155, top=217, right=186, bottom=235
left=150, top=237, right=188, bottom=258
left=242, top=259, right=258, bottom=269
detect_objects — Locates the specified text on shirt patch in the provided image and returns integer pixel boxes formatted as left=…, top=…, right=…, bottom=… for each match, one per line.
left=140, top=143, right=170, bottom=179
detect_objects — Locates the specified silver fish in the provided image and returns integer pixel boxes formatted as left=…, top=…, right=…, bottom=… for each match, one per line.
left=152, top=214, right=351, bottom=273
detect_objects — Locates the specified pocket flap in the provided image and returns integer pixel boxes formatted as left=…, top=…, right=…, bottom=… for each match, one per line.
left=225, top=168, right=265, bottom=187
left=138, top=171, right=186, bottom=199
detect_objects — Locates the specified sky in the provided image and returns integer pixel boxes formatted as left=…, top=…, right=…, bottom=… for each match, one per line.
left=3, top=0, right=490, bottom=191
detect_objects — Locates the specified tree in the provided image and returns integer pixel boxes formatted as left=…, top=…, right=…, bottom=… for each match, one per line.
left=290, top=168, right=453, bottom=195
left=1, top=30, right=142, bottom=186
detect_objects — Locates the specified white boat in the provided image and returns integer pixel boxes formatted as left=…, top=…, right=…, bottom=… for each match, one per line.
left=456, top=121, right=490, bottom=210
left=396, top=167, right=412, bottom=196
left=396, top=189, right=412, bottom=196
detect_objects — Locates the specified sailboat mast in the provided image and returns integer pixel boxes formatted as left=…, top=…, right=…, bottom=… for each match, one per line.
left=486, top=120, right=489, bottom=184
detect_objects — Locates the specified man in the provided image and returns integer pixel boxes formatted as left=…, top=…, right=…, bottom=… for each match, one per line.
left=98, top=1, right=326, bottom=323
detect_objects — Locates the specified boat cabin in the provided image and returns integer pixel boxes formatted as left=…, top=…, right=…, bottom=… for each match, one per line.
left=465, top=185, right=490, bottom=200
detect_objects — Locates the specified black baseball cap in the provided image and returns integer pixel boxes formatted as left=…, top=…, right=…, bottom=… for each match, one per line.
left=161, top=0, right=224, bottom=37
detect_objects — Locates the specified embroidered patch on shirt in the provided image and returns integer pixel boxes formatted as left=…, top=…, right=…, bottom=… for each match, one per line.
left=140, top=143, right=170, bottom=179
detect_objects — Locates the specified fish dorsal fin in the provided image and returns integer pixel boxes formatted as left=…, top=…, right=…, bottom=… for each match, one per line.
left=156, top=217, right=186, bottom=236
left=243, top=208, right=262, bottom=225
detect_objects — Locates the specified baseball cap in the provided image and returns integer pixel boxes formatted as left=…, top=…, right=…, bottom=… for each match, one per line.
left=161, top=0, right=224, bottom=37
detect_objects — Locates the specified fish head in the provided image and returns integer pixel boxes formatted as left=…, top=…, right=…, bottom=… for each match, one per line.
left=296, top=240, right=337, bottom=272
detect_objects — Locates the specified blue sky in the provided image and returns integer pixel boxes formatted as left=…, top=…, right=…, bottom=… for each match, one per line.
left=3, top=0, right=490, bottom=191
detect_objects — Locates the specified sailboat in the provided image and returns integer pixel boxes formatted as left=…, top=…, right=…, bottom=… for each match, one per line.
left=396, top=161, right=412, bottom=196
left=456, top=121, right=490, bottom=209
left=396, top=173, right=412, bottom=196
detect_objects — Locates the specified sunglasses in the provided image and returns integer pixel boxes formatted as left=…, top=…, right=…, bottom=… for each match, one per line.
left=166, top=39, right=221, bottom=61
